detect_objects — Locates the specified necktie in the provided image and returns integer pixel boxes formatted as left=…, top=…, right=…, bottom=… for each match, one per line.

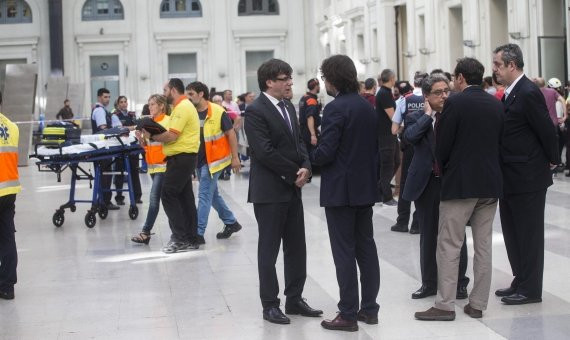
left=277, top=101, right=292, bottom=132
left=432, top=112, right=441, bottom=177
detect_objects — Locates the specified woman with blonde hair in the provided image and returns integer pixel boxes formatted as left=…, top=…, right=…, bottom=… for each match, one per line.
left=131, top=94, right=171, bottom=244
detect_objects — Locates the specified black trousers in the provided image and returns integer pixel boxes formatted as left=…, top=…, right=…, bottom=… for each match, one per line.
left=396, top=145, right=418, bottom=228
left=97, top=159, right=113, bottom=205
left=415, top=175, right=469, bottom=289
left=499, top=189, right=546, bottom=298
left=325, top=205, right=380, bottom=321
left=161, top=153, right=197, bottom=243
left=254, top=196, right=306, bottom=310
left=114, top=154, right=142, bottom=202
left=0, top=194, right=17, bottom=294
left=377, top=135, right=398, bottom=202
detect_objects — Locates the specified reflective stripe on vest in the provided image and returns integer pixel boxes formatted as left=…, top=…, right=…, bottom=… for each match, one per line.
left=0, top=113, right=21, bottom=197
left=203, top=102, right=232, bottom=174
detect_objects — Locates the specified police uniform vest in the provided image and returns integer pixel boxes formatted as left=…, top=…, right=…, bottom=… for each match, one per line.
left=298, top=93, right=322, bottom=128
left=203, top=102, right=232, bottom=174
left=0, top=112, right=21, bottom=197
left=91, top=104, right=112, bottom=134
left=116, top=110, right=136, bottom=127
left=403, top=94, right=425, bottom=122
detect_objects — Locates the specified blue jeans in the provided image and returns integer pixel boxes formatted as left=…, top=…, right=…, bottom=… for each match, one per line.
left=197, top=165, right=237, bottom=236
left=142, top=173, right=164, bottom=233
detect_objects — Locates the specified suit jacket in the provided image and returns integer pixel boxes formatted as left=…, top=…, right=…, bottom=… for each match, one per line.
left=401, top=111, right=435, bottom=202
left=436, top=86, right=504, bottom=201
left=312, top=92, right=379, bottom=207
left=501, top=75, right=559, bottom=195
left=244, top=92, right=311, bottom=203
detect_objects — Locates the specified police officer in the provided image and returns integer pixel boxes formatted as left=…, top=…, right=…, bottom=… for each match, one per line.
left=0, top=91, right=20, bottom=300
left=298, top=78, right=322, bottom=160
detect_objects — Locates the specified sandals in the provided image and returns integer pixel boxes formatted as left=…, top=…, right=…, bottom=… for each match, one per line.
left=131, top=232, right=151, bottom=245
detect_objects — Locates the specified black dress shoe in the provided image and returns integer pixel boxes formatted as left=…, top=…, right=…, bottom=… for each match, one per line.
left=412, top=285, right=437, bottom=299
left=456, top=286, right=468, bottom=299
left=409, top=228, right=419, bottom=235
left=0, top=290, right=14, bottom=300
left=106, top=203, right=120, bottom=210
left=495, top=286, right=516, bottom=297
left=285, top=299, right=323, bottom=317
left=263, top=307, right=290, bottom=324
left=357, top=310, right=378, bottom=324
left=501, top=293, right=542, bottom=305
left=390, top=223, right=408, bottom=232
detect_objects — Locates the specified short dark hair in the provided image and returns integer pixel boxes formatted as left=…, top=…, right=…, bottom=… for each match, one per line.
left=187, top=81, right=209, bottom=100
left=223, top=89, right=232, bottom=96
left=64, top=99, right=70, bottom=104
left=494, top=43, right=524, bottom=70
left=413, top=72, right=428, bottom=86
left=430, top=68, right=444, bottom=75
left=168, top=78, right=185, bottom=95
left=97, top=88, right=110, bottom=97
left=397, top=80, right=413, bottom=95
left=307, top=78, right=319, bottom=90
left=257, top=58, right=292, bottom=92
left=364, top=78, right=376, bottom=90
left=421, top=74, right=450, bottom=95
left=454, top=57, right=485, bottom=86
left=320, top=55, right=360, bottom=94
left=380, top=69, right=395, bottom=83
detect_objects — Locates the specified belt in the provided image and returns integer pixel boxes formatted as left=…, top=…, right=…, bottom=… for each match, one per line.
left=165, top=152, right=196, bottom=160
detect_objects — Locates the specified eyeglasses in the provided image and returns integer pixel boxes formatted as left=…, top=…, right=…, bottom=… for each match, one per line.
left=429, top=89, right=450, bottom=97
left=275, top=76, right=293, bottom=82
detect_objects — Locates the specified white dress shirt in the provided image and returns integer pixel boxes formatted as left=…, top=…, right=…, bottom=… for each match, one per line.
left=504, top=73, right=525, bottom=100
left=263, top=92, right=292, bottom=130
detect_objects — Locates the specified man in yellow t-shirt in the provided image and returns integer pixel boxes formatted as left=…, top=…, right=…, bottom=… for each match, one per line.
left=144, top=78, right=200, bottom=253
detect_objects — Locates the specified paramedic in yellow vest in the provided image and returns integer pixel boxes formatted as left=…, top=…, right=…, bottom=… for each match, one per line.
left=0, top=91, right=20, bottom=300
left=131, top=94, right=171, bottom=245
left=186, top=82, right=242, bottom=245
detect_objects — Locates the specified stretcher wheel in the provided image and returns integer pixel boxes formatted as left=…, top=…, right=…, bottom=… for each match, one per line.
left=85, top=212, right=96, bottom=228
left=128, top=205, right=138, bottom=220
left=98, top=205, right=108, bottom=219
left=52, top=211, right=64, bottom=227
left=70, top=205, right=76, bottom=213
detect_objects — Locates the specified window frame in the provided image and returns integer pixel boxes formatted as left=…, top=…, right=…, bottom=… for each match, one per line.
left=160, top=0, right=202, bottom=18
left=81, top=0, right=124, bottom=21
left=238, top=0, right=279, bottom=16
left=0, top=0, right=33, bottom=24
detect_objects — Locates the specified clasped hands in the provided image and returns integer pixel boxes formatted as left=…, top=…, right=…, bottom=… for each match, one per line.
left=295, top=168, right=311, bottom=188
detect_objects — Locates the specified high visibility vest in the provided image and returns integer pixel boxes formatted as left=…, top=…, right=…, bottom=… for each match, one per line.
left=203, top=102, right=232, bottom=174
left=144, top=114, right=169, bottom=174
left=0, top=112, right=21, bottom=197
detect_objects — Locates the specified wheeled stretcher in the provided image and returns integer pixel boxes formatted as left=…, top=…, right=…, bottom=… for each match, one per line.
left=30, top=133, right=143, bottom=228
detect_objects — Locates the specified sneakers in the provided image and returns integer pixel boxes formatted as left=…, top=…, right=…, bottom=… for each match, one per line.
left=216, top=222, right=242, bottom=239
left=162, top=241, right=198, bottom=253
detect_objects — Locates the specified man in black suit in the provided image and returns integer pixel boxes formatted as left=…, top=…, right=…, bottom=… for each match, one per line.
left=416, top=57, right=503, bottom=321
left=402, top=74, right=470, bottom=301
left=492, top=44, right=559, bottom=305
left=313, top=55, right=380, bottom=332
left=244, top=58, right=322, bottom=325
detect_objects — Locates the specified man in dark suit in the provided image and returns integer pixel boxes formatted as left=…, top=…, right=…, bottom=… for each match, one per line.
left=312, top=55, right=380, bottom=332
left=244, top=58, right=322, bottom=325
left=416, top=57, right=503, bottom=321
left=402, top=74, right=470, bottom=301
left=492, top=44, right=559, bottom=305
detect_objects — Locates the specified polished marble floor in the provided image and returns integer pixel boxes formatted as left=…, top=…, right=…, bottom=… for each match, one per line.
left=2, top=163, right=570, bottom=340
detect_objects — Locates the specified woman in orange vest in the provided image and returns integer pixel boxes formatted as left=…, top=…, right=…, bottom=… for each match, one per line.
left=0, top=91, right=20, bottom=300
left=131, top=94, right=170, bottom=244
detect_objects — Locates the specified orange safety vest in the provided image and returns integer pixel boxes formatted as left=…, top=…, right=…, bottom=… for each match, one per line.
left=203, top=102, right=232, bottom=174
left=144, top=114, right=169, bottom=174
left=0, top=112, right=21, bottom=197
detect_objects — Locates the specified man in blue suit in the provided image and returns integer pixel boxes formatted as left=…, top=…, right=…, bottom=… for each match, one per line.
left=313, top=55, right=380, bottom=332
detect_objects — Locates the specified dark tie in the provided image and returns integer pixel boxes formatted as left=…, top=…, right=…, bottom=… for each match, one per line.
left=432, top=112, right=441, bottom=177
left=277, top=101, right=292, bottom=132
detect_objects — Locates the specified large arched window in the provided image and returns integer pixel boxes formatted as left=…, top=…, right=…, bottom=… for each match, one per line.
left=238, top=0, right=278, bottom=16
left=0, top=0, right=32, bottom=24
left=160, top=0, right=202, bottom=18
left=82, top=0, right=124, bottom=21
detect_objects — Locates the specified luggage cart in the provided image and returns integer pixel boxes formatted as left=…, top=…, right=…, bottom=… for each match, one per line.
left=30, top=134, right=143, bottom=228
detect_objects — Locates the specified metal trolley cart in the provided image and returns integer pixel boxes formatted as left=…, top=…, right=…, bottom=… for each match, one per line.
left=30, top=134, right=143, bottom=228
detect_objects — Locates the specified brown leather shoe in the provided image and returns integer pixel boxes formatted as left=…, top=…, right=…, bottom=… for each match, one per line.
left=414, top=307, right=456, bottom=321
left=357, top=310, right=378, bottom=324
left=463, top=303, right=482, bottom=318
left=321, top=314, right=358, bottom=332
